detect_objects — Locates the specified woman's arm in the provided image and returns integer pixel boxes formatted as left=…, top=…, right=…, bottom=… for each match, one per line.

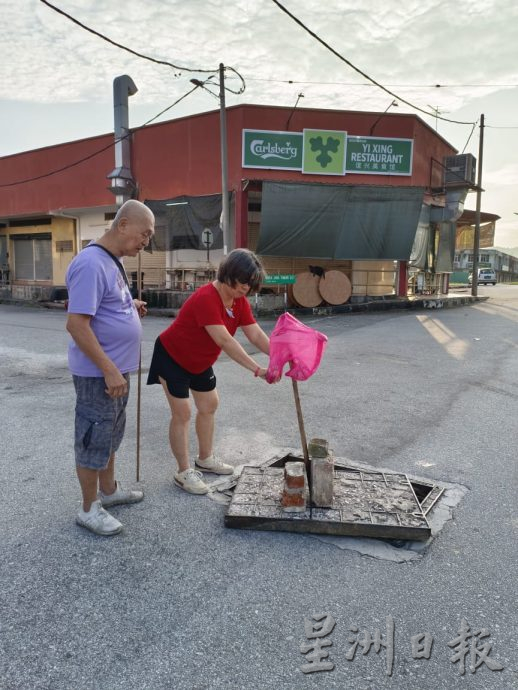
left=204, top=324, right=266, bottom=377
left=241, top=323, right=270, bottom=355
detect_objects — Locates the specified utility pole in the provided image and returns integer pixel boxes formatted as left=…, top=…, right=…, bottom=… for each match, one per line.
left=219, top=63, right=229, bottom=255
left=471, top=114, right=485, bottom=297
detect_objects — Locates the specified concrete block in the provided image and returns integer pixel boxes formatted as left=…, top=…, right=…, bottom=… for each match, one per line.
left=311, top=455, right=334, bottom=508
left=308, top=438, right=329, bottom=458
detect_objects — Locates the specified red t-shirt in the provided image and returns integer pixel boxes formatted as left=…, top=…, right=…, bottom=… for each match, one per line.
left=159, top=283, right=256, bottom=373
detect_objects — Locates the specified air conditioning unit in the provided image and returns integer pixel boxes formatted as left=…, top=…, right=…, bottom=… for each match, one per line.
left=443, top=154, right=476, bottom=186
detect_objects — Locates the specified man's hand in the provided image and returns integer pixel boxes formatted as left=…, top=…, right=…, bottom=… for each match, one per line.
left=104, top=368, right=128, bottom=398
left=134, top=299, right=147, bottom=318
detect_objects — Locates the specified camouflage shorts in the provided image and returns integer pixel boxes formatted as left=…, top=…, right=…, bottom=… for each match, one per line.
left=73, top=374, right=130, bottom=470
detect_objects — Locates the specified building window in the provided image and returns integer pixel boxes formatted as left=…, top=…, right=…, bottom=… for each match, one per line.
left=480, top=253, right=490, bottom=263
left=13, top=235, right=52, bottom=281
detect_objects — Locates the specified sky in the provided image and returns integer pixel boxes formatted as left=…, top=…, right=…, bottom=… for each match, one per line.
left=2, top=0, right=518, bottom=246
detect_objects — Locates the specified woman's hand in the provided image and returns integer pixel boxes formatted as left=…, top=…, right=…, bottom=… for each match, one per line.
left=256, top=366, right=281, bottom=383
left=255, top=366, right=268, bottom=379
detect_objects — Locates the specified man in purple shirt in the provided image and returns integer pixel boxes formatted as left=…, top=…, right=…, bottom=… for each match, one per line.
left=66, top=200, right=155, bottom=536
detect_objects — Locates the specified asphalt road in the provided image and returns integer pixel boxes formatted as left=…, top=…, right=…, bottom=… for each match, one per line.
left=1, top=287, right=517, bottom=690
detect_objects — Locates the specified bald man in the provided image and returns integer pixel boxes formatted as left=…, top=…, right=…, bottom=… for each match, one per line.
left=66, top=200, right=155, bottom=536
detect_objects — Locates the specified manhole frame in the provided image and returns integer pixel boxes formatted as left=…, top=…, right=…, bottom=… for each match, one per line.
left=224, top=453, right=434, bottom=541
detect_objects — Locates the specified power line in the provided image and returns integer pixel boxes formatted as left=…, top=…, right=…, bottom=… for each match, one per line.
left=0, top=84, right=203, bottom=188
left=40, top=0, right=246, bottom=94
left=220, top=68, right=246, bottom=95
left=197, top=71, right=246, bottom=97
left=461, top=120, right=478, bottom=154
left=270, top=0, right=476, bottom=126
left=246, top=77, right=518, bottom=89
left=40, top=0, right=215, bottom=75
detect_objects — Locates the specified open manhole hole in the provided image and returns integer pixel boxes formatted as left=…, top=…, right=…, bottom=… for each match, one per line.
left=213, top=453, right=466, bottom=560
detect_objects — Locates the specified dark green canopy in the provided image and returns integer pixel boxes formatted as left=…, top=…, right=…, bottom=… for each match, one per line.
left=256, top=182, right=425, bottom=260
left=145, top=194, right=223, bottom=252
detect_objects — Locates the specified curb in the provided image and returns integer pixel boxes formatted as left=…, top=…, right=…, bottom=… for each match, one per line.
left=0, top=294, right=488, bottom=319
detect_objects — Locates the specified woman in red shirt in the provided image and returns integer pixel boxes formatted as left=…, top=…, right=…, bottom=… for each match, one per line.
left=148, top=249, right=276, bottom=494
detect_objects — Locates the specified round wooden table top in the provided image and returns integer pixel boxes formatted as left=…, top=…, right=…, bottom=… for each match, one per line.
left=318, top=270, right=352, bottom=305
left=292, top=272, right=323, bottom=308
left=287, top=283, right=298, bottom=307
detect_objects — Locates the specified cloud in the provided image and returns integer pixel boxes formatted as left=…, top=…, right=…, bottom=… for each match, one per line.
left=2, top=0, right=518, bottom=240
left=484, top=164, right=518, bottom=187
left=2, top=0, right=516, bottom=115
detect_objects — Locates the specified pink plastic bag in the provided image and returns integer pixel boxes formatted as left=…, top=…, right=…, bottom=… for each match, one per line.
left=266, top=312, right=328, bottom=383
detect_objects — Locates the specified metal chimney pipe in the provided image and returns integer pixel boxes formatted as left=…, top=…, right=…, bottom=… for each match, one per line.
left=107, top=75, right=138, bottom=205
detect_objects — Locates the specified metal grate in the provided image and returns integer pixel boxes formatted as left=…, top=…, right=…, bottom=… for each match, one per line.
left=225, top=456, right=432, bottom=541
left=56, top=240, right=73, bottom=253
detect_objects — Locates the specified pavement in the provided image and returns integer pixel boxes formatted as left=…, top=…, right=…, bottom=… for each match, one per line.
left=0, top=291, right=516, bottom=690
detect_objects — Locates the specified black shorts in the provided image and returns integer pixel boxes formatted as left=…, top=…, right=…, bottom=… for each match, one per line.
left=147, top=337, right=216, bottom=399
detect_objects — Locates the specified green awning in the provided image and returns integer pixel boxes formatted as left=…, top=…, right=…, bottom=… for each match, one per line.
left=256, top=182, right=425, bottom=260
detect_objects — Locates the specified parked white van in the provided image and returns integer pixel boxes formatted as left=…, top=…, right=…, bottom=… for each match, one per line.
left=468, top=269, right=497, bottom=285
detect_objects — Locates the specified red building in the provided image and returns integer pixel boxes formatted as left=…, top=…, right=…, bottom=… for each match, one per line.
left=0, top=103, right=468, bottom=303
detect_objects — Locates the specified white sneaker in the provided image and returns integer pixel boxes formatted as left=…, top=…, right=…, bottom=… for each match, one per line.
left=195, top=454, right=234, bottom=475
left=99, top=481, right=144, bottom=507
left=174, top=468, right=209, bottom=495
left=76, top=500, right=122, bottom=536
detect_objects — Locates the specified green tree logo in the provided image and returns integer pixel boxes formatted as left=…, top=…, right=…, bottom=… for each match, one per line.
left=309, top=135, right=340, bottom=168
left=303, top=129, right=346, bottom=175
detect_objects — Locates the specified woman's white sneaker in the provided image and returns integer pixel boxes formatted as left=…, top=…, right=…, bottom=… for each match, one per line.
left=195, top=454, right=234, bottom=475
left=76, top=500, right=123, bottom=536
left=174, top=468, right=209, bottom=494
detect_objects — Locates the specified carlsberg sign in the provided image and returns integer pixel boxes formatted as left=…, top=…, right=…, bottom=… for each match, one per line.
left=242, top=130, right=303, bottom=170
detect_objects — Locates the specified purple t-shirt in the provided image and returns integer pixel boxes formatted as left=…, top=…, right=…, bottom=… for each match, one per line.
left=66, top=245, right=141, bottom=377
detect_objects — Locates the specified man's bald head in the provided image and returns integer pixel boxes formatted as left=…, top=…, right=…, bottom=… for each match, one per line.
left=102, top=200, right=155, bottom=258
left=111, top=200, right=154, bottom=230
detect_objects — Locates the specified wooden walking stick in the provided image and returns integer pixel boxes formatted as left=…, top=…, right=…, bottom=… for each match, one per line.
left=136, top=251, right=142, bottom=482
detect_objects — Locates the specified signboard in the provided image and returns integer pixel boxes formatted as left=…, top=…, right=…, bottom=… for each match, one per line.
left=242, top=130, right=303, bottom=170
left=345, top=136, right=413, bottom=175
left=202, top=228, right=214, bottom=247
left=242, top=130, right=414, bottom=177
left=456, top=222, right=495, bottom=250
left=302, top=129, right=347, bottom=175
left=263, top=274, right=296, bottom=285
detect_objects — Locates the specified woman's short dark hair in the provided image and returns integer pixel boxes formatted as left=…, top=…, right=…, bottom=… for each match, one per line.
left=217, top=249, right=265, bottom=293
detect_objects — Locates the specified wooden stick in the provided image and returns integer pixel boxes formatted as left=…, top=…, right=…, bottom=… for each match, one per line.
left=291, top=378, right=310, bottom=482
left=136, top=252, right=142, bottom=482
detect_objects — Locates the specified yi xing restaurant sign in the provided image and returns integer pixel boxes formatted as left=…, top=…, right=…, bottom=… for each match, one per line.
left=346, top=136, right=413, bottom=175
left=242, top=129, right=413, bottom=176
